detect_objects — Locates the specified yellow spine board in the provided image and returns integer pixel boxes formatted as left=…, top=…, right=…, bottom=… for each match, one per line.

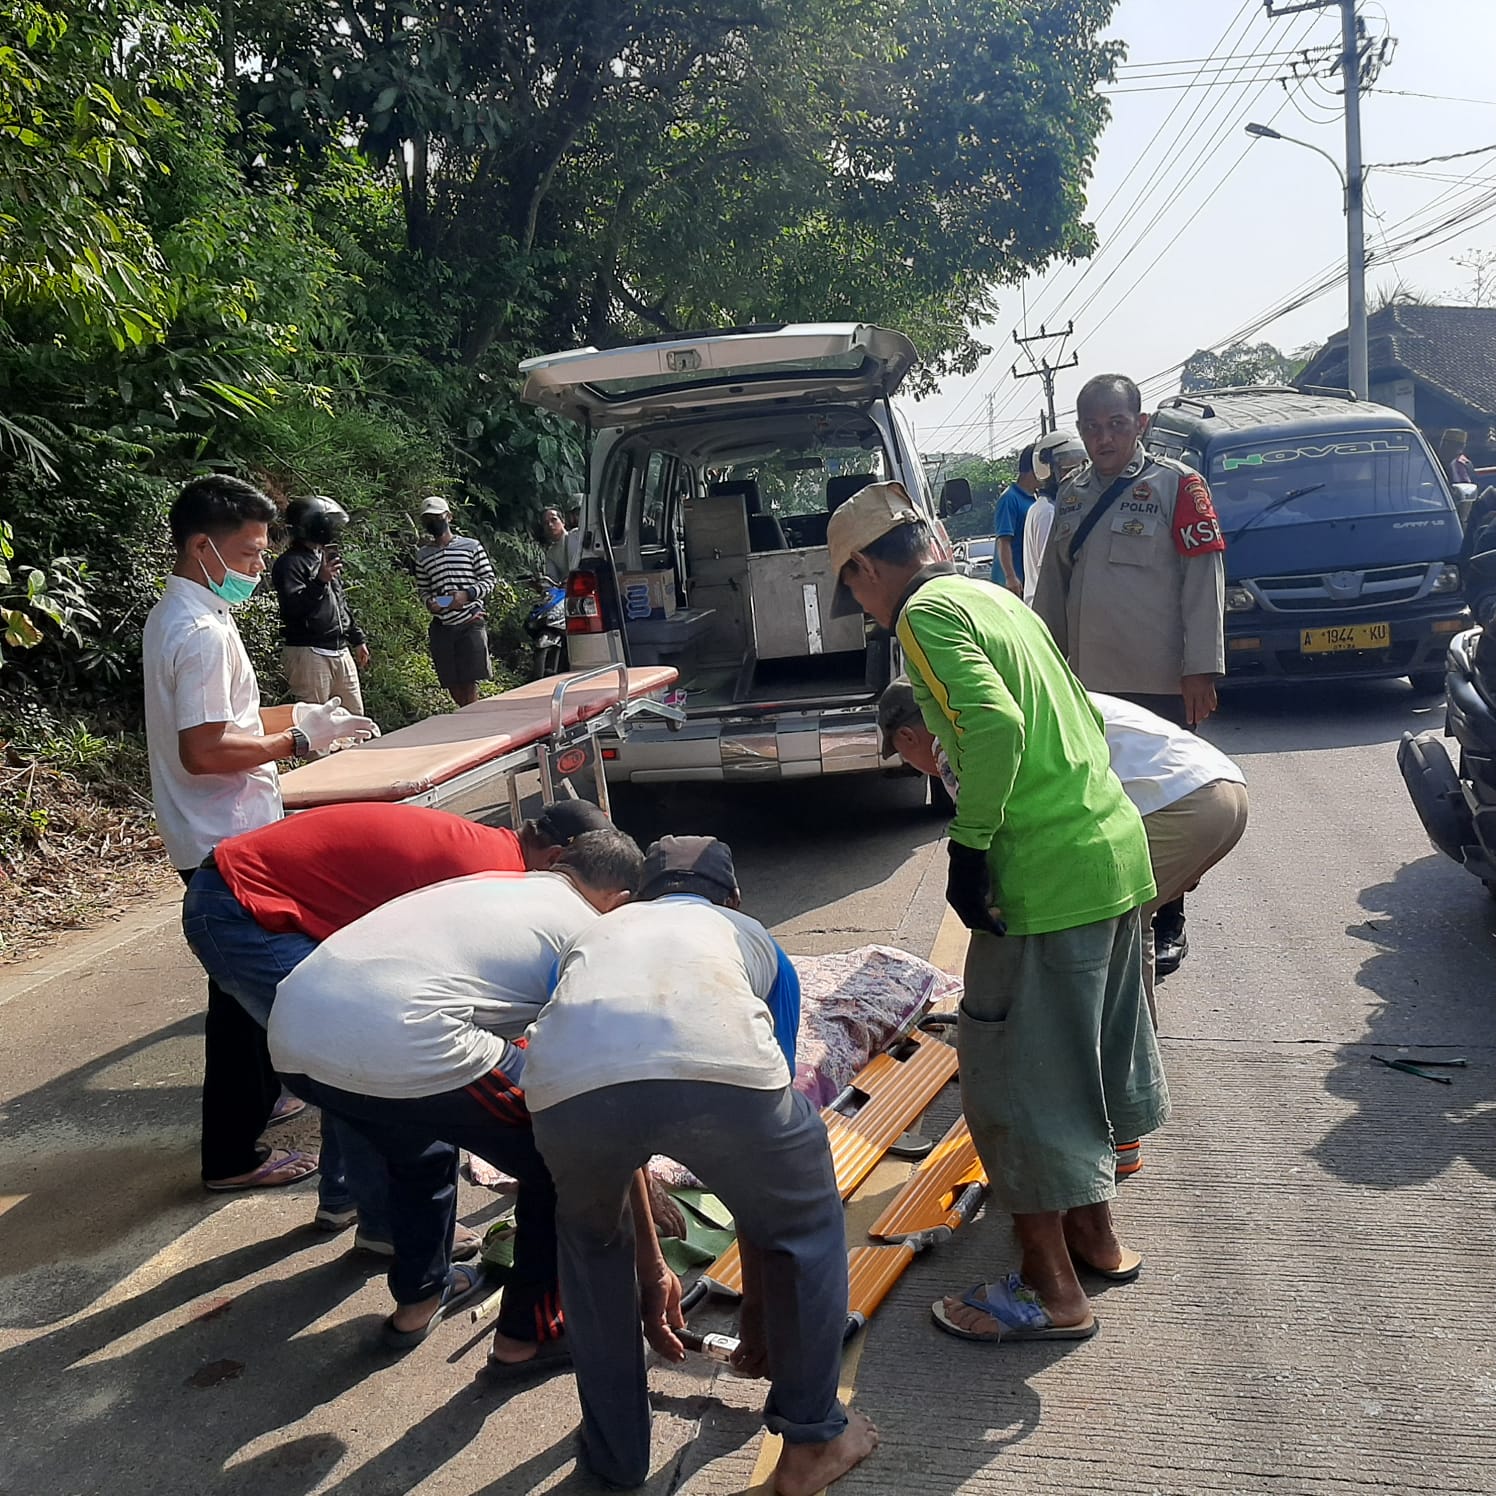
left=865, top=1116, right=987, bottom=1243
left=700, top=1030, right=958, bottom=1297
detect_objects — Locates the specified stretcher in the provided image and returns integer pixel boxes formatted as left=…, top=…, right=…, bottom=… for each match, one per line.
left=278, top=663, right=681, bottom=819
left=698, top=1027, right=959, bottom=1299
left=684, top=1113, right=988, bottom=1355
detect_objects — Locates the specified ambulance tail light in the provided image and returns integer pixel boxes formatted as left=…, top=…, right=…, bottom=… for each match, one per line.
left=566, top=571, right=605, bottom=634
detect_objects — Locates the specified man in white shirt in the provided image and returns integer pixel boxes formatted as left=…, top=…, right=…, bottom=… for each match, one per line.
left=269, top=831, right=643, bottom=1355
left=1022, top=428, right=1087, bottom=606
left=524, top=837, right=878, bottom=1496
left=143, top=475, right=376, bottom=1193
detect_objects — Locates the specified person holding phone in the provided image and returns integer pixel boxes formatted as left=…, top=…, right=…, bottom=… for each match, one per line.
left=272, top=495, right=370, bottom=714
left=415, top=495, right=497, bottom=707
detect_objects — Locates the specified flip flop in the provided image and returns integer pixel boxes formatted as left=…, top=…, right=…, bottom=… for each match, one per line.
left=484, top=1337, right=573, bottom=1382
left=383, top=1263, right=488, bottom=1351
left=268, top=1094, right=307, bottom=1126
left=930, top=1273, right=1098, bottom=1344
left=204, top=1149, right=319, bottom=1193
left=1069, top=1246, right=1143, bottom=1284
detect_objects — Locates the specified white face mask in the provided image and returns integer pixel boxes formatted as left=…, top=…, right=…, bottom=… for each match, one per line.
left=201, top=537, right=259, bottom=606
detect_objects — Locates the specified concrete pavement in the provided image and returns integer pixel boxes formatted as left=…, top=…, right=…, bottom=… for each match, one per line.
left=3, top=680, right=1495, bottom=1494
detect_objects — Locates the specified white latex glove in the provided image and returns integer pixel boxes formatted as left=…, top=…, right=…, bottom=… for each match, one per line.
left=293, top=697, right=380, bottom=754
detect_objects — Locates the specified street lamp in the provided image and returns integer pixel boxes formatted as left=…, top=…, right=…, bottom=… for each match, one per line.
left=1245, top=120, right=1368, bottom=400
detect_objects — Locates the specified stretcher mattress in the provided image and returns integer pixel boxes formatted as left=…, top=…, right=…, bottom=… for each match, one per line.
left=279, top=665, right=678, bottom=809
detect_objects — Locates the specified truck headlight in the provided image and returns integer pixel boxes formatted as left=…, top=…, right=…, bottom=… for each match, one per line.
left=1431, top=563, right=1461, bottom=595
left=1225, top=585, right=1256, bottom=613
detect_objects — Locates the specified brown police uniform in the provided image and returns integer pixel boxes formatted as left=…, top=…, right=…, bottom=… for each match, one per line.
left=1032, top=446, right=1226, bottom=699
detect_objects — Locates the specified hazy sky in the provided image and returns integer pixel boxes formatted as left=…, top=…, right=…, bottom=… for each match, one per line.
left=913, top=0, right=1496, bottom=456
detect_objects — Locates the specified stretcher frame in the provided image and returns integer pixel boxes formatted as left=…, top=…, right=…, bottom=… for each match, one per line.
left=280, top=663, right=683, bottom=818
left=680, top=1014, right=989, bottom=1353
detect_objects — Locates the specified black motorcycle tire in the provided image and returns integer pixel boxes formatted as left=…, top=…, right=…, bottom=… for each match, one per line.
left=1409, top=670, right=1446, bottom=696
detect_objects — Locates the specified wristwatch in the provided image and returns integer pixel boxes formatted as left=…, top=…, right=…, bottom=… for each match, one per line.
left=290, top=726, right=312, bottom=759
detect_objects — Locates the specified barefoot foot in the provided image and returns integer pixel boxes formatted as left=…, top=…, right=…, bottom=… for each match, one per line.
left=774, top=1410, right=879, bottom=1496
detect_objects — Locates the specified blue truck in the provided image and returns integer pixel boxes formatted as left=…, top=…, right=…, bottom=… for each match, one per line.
left=1144, top=387, right=1468, bottom=691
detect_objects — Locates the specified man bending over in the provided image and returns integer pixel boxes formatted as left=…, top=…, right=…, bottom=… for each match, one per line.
left=522, top=836, right=875, bottom=1495
left=268, top=830, right=642, bottom=1357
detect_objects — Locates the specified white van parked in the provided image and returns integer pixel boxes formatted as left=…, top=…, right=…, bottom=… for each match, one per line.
left=519, top=323, right=954, bottom=784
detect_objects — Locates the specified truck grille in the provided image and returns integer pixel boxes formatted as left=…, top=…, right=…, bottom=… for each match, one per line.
left=1250, top=563, right=1430, bottom=614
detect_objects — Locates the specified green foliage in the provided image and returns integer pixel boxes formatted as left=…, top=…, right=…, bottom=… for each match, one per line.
left=0, top=0, right=1124, bottom=868
left=1180, top=340, right=1311, bottom=395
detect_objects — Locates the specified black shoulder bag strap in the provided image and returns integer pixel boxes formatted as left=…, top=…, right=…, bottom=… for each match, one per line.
left=1067, top=470, right=1139, bottom=563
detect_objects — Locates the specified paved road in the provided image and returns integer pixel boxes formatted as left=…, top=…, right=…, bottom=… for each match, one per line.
left=3, top=679, right=1494, bottom=1495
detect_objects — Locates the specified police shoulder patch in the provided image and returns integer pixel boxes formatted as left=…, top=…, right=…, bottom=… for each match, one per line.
left=1171, top=472, right=1225, bottom=557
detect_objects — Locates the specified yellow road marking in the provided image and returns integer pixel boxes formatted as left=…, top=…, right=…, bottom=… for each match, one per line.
left=928, top=902, right=969, bottom=977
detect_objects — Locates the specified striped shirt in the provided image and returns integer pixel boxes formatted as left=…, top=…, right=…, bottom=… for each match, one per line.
left=415, top=535, right=496, bottom=627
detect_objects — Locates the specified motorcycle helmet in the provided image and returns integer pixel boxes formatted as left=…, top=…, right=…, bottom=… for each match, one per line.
left=286, top=495, right=350, bottom=546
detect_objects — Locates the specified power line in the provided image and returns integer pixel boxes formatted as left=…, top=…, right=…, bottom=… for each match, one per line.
left=1370, top=142, right=1496, bottom=170
left=963, top=0, right=1279, bottom=436
left=1369, top=88, right=1496, bottom=107
left=971, top=7, right=1324, bottom=440
left=1115, top=49, right=1302, bottom=71
left=930, top=0, right=1264, bottom=442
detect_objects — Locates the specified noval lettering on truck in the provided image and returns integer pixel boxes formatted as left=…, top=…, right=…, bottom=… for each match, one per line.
left=1221, top=439, right=1411, bottom=469
left=1171, top=473, right=1225, bottom=557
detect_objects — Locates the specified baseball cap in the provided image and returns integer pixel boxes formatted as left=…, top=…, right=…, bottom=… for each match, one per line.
left=532, top=799, right=613, bottom=846
left=419, top=495, right=451, bottom=516
left=876, top=679, right=925, bottom=760
left=826, top=481, right=924, bottom=618
left=639, top=835, right=738, bottom=900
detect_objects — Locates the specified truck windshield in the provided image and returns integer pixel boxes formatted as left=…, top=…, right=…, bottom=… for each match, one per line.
left=1208, top=431, right=1449, bottom=537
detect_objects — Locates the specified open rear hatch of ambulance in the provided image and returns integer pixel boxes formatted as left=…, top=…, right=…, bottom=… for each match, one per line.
left=519, top=323, right=918, bottom=426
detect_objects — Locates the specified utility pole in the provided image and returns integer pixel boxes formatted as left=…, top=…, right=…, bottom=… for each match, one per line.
left=1012, top=322, right=1079, bottom=434
left=1339, top=0, right=1369, bottom=400
left=1264, top=0, right=1377, bottom=399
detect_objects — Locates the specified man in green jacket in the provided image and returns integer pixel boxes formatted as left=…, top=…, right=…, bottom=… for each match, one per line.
left=829, top=482, right=1168, bottom=1346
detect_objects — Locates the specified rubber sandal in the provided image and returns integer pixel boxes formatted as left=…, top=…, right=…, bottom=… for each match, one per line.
left=1069, top=1246, right=1143, bottom=1284
left=204, top=1149, right=319, bottom=1193
left=484, top=1337, right=573, bottom=1382
left=356, top=1227, right=482, bottom=1261
left=930, top=1273, right=1098, bottom=1344
left=383, top=1263, right=488, bottom=1350
left=268, top=1095, right=307, bottom=1127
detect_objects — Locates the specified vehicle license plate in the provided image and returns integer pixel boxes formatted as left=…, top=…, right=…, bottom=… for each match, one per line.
left=1300, top=622, right=1391, bottom=654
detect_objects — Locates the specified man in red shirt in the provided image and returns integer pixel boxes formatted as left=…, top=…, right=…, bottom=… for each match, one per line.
left=181, top=798, right=612, bottom=1241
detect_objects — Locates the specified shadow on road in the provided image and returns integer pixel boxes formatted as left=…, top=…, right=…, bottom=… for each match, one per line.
left=1210, top=678, right=1438, bottom=756
left=610, top=771, right=939, bottom=929
left=0, top=1224, right=378, bottom=1494
left=1313, top=853, right=1496, bottom=1189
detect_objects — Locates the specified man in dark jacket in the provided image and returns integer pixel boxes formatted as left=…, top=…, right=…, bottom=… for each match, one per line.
left=272, top=495, right=369, bottom=714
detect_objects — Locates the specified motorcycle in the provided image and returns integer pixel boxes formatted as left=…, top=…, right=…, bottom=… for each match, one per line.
left=1398, top=488, right=1496, bottom=896
left=525, top=574, right=568, bottom=679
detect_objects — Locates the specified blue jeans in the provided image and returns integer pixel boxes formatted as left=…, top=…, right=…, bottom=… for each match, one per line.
left=181, top=867, right=391, bottom=1234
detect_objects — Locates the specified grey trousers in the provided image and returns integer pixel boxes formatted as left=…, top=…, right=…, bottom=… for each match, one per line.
left=531, top=1080, right=849, bottom=1489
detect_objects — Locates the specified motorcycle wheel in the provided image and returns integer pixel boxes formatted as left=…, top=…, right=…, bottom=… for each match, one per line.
left=1409, top=671, right=1446, bottom=695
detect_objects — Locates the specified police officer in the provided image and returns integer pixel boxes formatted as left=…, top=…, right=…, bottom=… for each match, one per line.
left=1033, top=373, right=1226, bottom=975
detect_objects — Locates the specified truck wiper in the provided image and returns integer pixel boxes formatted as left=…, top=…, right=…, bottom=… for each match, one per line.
left=1226, top=484, right=1326, bottom=541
